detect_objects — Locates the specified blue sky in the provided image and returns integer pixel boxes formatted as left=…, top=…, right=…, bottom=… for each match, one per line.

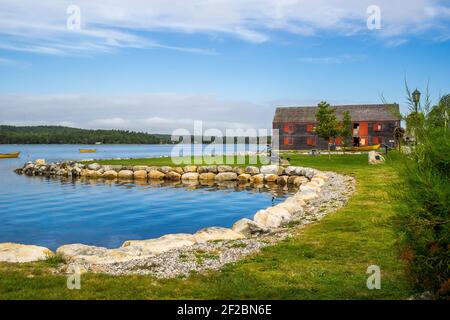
left=0, top=0, right=449, bottom=133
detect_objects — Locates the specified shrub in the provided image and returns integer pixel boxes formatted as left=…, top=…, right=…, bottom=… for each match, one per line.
left=391, top=95, right=449, bottom=298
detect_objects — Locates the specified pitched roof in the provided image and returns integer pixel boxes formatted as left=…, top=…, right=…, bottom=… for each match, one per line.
left=273, top=104, right=401, bottom=123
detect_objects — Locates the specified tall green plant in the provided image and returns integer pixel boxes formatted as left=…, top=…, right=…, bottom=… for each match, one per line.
left=392, top=93, right=450, bottom=299
left=315, top=101, right=339, bottom=159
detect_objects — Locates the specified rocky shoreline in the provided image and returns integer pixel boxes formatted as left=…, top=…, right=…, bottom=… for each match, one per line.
left=1, top=160, right=355, bottom=278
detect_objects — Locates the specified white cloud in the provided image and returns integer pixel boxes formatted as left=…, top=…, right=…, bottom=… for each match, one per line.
left=0, top=0, right=448, bottom=56
left=0, top=93, right=273, bottom=133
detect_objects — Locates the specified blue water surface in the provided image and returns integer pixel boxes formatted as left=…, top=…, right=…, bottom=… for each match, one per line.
left=0, top=144, right=289, bottom=250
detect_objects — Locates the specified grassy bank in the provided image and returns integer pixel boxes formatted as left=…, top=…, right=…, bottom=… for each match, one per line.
left=0, top=154, right=416, bottom=299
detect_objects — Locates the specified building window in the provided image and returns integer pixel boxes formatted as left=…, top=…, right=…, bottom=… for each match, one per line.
left=283, top=137, right=293, bottom=145
left=306, top=124, right=314, bottom=133
left=306, top=137, right=316, bottom=146
left=373, top=123, right=382, bottom=131
left=283, top=123, right=294, bottom=133
left=372, top=136, right=382, bottom=145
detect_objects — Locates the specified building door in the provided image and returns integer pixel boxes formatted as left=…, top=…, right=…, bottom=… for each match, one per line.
left=359, top=122, right=368, bottom=146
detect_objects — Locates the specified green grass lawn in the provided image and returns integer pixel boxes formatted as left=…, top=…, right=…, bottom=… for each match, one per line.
left=0, top=154, right=416, bottom=299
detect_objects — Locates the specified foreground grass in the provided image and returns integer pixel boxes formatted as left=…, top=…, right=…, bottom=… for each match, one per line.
left=0, top=154, right=416, bottom=299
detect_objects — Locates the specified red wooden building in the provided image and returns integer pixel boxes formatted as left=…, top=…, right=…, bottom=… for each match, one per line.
left=273, top=104, right=401, bottom=150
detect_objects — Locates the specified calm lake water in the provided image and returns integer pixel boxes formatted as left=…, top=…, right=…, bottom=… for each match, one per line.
left=0, top=144, right=289, bottom=250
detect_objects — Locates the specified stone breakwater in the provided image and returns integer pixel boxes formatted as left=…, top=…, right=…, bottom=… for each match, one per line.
left=1, top=160, right=355, bottom=278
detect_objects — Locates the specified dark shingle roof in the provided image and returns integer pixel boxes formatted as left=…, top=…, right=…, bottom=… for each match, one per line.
left=273, top=104, right=400, bottom=123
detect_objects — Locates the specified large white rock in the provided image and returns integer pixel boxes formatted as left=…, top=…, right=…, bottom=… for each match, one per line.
left=253, top=210, right=283, bottom=228
left=56, top=244, right=136, bottom=264
left=274, top=201, right=304, bottom=216
left=260, top=165, right=280, bottom=175
left=194, top=227, right=244, bottom=243
left=245, top=166, right=260, bottom=175
left=296, top=190, right=319, bottom=202
left=0, top=243, right=54, bottom=263
left=148, top=170, right=166, bottom=180
left=88, top=163, right=101, bottom=171
left=217, top=165, right=233, bottom=173
left=183, top=165, right=198, bottom=173
left=118, top=170, right=134, bottom=179
left=368, top=151, right=385, bottom=165
left=254, top=206, right=292, bottom=228
left=35, top=159, right=46, bottom=166
left=232, top=218, right=269, bottom=237
left=310, top=177, right=326, bottom=187
left=181, top=172, right=199, bottom=180
left=300, top=182, right=321, bottom=192
left=215, top=172, right=237, bottom=181
left=283, top=166, right=298, bottom=175
left=122, top=234, right=197, bottom=255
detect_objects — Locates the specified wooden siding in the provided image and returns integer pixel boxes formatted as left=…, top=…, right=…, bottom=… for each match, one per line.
left=273, top=120, right=399, bottom=150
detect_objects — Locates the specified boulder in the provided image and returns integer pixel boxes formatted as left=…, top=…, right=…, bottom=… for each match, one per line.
left=283, top=166, right=298, bottom=175
left=103, top=165, right=123, bottom=172
left=310, top=177, right=325, bottom=187
left=253, top=210, right=283, bottom=228
left=288, top=176, right=308, bottom=187
left=159, top=166, right=172, bottom=174
left=237, top=173, right=252, bottom=182
left=194, top=227, right=245, bottom=243
left=0, top=243, right=54, bottom=263
left=251, top=174, right=265, bottom=184
left=254, top=206, right=292, bottom=228
left=172, top=167, right=185, bottom=175
left=148, top=170, right=166, bottom=180
left=103, top=170, right=118, bottom=179
left=198, top=166, right=218, bottom=173
left=264, top=174, right=278, bottom=182
left=118, top=170, right=134, bottom=179
left=199, top=172, right=216, bottom=180
left=132, top=166, right=148, bottom=172
left=274, top=202, right=304, bottom=216
left=122, top=234, right=197, bottom=255
left=232, top=218, right=270, bottom=237
left=35, top=159, right=46, bottom=166
left=215, top=172, right=237, bottom=181
left=181, top=172, right=199, bottom=180
left=260, top=165, right=280, bottom=175
left=300, top=182, right=321, bottom=192
left=233, top=167, right=245, bottom=175
left=133, top=170, right=148, bottom=180
left=183, top=165, right=198, bottom=173
left=368, top=151, right=385, bottom=165
left=165, top=171, right=182, bottom=180
left=245, top=166, right=260, bottom=175
left=88, top=163, right=101, bottom=171
left=217, top=165, right=233, bottom=173
left=296, top=190, right=319, bottom=202
left=277, top=175, right=289, bottom=185
left=56, top=244, right=135, bottom=264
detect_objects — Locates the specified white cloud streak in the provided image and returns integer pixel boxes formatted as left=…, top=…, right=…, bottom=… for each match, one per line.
left=0, top=0, right=448, bottom=56
left=0, top=93, right=275, bottom=133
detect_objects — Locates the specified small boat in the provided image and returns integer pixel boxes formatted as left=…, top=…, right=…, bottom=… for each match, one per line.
left=0, top=152, right=20, bottom=158
left=79, top=149, right=97, bottom=153
left=343, top=144, right=381, bottom=152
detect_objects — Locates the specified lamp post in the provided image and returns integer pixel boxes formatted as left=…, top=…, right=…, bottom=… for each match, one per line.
left=412, top=89, right=421, bottom=112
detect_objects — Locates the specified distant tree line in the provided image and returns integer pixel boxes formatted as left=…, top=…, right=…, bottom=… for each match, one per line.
left=0, top=125, right=271, bottom=145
